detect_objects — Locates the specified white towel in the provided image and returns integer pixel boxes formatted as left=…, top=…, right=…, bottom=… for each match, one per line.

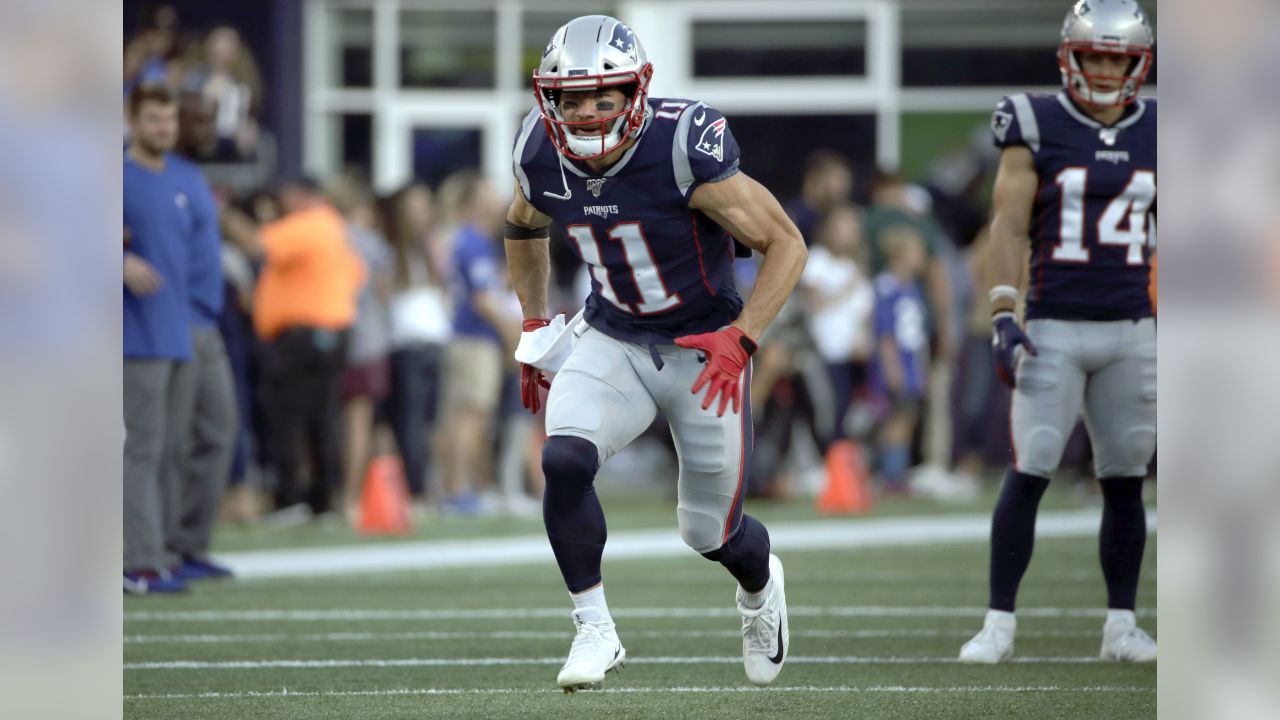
left=513, top=308, right=586, bottom=373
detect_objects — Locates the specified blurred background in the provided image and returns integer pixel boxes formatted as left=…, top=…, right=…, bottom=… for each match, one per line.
left=120, top=0, right=1160, bottom=528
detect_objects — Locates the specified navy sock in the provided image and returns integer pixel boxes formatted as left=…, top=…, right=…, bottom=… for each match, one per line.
left=989, top=470, right=1050, bottom=612
left=541, top=436, right=606, bottom=593
left=1098, top=476, right=1147, bottom=610
left=702, top=514, right=772, bottom=593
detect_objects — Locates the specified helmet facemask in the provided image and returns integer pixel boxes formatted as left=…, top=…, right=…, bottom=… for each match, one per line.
left=1058, top=42, right=1152, bottom=107
left=533, top=67, right=653, bottom=161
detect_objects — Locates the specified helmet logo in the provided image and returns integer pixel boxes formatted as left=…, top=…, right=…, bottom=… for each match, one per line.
left=695, top=117, right=727, bottom=162
left=609, top=23, right=638, bottom=60
left=991, top=109, right=1013, bottom=143
left=586, top=179, right=606, bottom=197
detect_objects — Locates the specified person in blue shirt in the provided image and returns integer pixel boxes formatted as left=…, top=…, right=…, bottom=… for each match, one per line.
left=870, top=225, right=930, bottom=496
left=124, top=85, right=192, bottom=594
left=440, top=170, right=518, bottom=515
left=123, top=85, right=235, bottom=593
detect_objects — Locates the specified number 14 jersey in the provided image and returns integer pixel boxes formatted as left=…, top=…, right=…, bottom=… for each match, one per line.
left=992, top=91, right=1156, bottom=321
left=513, top=98, right=746, bottom=346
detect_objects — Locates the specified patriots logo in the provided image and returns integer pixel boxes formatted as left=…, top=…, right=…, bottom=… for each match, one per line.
left=695, top=117, right=727, bottom=162
left=991, top=109, right=1013, bottom=143
left=586, top=178, right=606, bottom=197
left=608, top=22, right=638, bottom=60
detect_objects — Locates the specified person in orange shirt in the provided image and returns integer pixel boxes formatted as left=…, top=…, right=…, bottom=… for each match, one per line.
left=226, top=177, right=365, bottom=519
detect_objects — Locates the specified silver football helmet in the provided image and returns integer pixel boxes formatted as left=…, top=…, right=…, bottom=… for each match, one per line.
left=533, top=15, right=653, bottom=161
left=1058, top=0, right=1154, bottom=107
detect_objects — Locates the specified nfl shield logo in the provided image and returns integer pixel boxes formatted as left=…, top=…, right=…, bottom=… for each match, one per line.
left=586, top=179, right=606, bottom=197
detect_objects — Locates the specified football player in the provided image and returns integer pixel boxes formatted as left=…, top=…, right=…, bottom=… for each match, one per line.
left=959, top=0, right=1157, bottom=663
left=504, top=16, right=807, bottom=690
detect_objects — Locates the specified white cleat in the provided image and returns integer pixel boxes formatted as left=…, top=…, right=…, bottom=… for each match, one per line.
left=738, top=553, right=789, bottom=686
left=556, top=607, right=626, bottom=692
left=958, top=609, right=1016, bottom=664
left=1100, top=610, right=1157, bottom=662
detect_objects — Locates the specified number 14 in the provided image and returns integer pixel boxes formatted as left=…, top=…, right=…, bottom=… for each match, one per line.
left=1053, top=168, right=1155, bottom=265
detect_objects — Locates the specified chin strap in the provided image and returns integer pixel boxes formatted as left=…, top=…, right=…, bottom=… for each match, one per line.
left=543, top=155, right=573, bottom=201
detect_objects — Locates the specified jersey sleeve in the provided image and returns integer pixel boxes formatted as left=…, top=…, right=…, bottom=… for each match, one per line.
left=511, top=107, right=545, bottom=207
left=991, top=94, right=1041, bottom=153
left=672, top=102, right=741, bottom=199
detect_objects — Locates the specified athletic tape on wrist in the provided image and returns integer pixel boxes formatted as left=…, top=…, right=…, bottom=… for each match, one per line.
left=988, top=285, right=1020, bottom=304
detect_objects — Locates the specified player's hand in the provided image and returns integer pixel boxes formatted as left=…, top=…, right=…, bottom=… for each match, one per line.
left=123, top=252, right=163, bottom=296
left=674, top=326, right=757, bottom=417
left=519, top=318, right=552, bottom=415
left=991, top=311, right=1037, bottom=388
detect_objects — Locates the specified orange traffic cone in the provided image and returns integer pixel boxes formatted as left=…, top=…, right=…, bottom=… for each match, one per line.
left=356, top=455, right=414, bottom=535
left=817, top=439, right=873, bottom=515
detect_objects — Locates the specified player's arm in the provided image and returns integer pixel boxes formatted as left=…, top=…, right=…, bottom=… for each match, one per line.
left=689, top=172, right=807, bottom=339
left=986, top=146, right=1037, bottom=315
left=504, top=184, right=556, bottom=414
left=986, top=145, right=1039, bottom=386
left=503, top=185, right=553, bottom=321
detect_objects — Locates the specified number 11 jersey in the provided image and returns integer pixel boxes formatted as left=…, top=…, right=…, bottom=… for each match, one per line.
left=513, top=98, right=746, bottom=346
left=992, top=91, right=1156, bottom=321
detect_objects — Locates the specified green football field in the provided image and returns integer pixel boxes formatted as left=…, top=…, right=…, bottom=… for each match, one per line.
left=124, top=491, right=1156, bottom=720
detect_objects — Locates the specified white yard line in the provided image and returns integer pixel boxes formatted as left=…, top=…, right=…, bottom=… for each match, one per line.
left=126, top=606, right=1156, bottom=622
left=211, top=509, right=1155, bottom=579
left=125, top=685, right=1154, bottom=700
left=126, top=656, right=1114, bottom=670
left=125, top=628, right=1100, bottom=644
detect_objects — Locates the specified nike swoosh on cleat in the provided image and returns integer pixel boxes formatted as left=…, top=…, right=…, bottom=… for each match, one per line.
left=768, top=625, right=784, bottom=664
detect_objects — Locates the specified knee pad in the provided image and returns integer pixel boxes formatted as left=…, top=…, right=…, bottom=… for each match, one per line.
left=541, top=435, right=600, bottom=496
left=1122, top=426, right=1156, bottom=469
left=1094, top=426, right=1155, bottom=478
left=678, top=505, right=725, bottom=554
left=1015, top=425, right=1066, bottom=478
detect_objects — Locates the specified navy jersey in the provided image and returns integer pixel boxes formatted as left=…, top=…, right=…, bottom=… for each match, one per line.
left=514, top=98, right=745, bottom=346
left=992, top=91, right=1156, bottom=321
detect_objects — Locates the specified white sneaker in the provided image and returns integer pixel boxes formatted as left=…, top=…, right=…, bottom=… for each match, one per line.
left=738, top=553, right=789, bottom=686
left=556, top=607, right=626, bottom=692
left=958, top=609, right=1016, bottom=663
left=1100, top=610, right=1157, bottom=662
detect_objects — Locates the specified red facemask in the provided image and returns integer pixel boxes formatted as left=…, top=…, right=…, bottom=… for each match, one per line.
left=532, top=65, right=653, bottom=161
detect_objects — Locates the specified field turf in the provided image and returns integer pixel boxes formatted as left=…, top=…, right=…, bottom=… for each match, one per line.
left=124, top=492, right=1155, bottom=719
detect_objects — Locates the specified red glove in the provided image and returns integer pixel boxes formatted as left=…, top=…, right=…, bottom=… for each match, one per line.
left=674, top=326, right=758, bottom=417
left=520, top=318, right=552, bottom=415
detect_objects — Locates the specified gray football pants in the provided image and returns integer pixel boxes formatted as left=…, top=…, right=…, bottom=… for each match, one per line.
left=163, top=325, right=237, bottom=558
left=124, top=358, right=179, bottom=571
left=1012, top=318, right=1157, bottom=479
left=545, top=326, right=751, bottom=554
